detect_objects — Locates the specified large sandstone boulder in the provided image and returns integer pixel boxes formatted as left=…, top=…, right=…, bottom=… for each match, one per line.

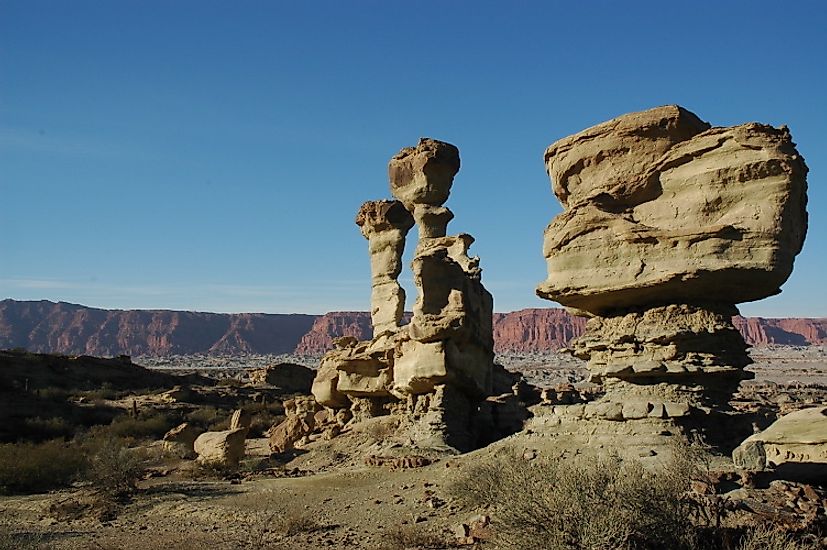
left=734, top=407, right=827, bottom=472
left=537, top=106, right=808, bottom=315
left=388, top=138, right=460, bottom=208
left=194, top=428, right=247, bottom=468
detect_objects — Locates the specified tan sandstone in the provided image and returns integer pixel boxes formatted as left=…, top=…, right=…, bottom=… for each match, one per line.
left=535, top=105, right=808, bottom=454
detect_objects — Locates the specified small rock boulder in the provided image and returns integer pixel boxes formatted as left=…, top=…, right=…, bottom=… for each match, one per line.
left=733, top=406, right=827, bottom=476
left=194, top=428, right=247, bottom=468
left=162, top=422, right=202, bottom=459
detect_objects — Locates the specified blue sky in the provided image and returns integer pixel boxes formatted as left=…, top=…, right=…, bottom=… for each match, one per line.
left=1, top=1, right=825, bottom=317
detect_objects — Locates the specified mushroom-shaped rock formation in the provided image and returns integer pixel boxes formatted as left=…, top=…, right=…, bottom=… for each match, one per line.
left=535, top=105, right=808, bottom=454
left=308, top=138, right=522, bottom=452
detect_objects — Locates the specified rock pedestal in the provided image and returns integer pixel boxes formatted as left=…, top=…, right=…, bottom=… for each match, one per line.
left=535, top=105, right=808, bottom=455
left=308, top=138, right=518, bottom=452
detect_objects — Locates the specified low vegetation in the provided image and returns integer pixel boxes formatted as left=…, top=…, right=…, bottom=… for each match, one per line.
left=105, top=410, right=178, bottom=440
left=0, top=439, right=86, bottom=494
left=448, top=443, right=820, bottom=550
left=0, top=431, right=147, bottom=497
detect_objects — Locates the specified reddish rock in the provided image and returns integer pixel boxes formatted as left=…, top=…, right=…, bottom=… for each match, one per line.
left=733, top=316, right=827, bottom=346
left=0, top=300, right=315, bottom=356
left=1, top=300, right=823, bottom=356
left=493, top=308, right=587, bottom=352
left=293, top=311, right=374, bottom=355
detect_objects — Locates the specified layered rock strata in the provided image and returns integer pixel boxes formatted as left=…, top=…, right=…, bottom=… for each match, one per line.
left=535, top=105, right=808, bottom=454
left=307, top=138, right=518, bottom=452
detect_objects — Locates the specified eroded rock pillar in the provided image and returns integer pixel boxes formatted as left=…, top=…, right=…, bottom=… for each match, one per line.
left=355, top=200, right=414, bottom=335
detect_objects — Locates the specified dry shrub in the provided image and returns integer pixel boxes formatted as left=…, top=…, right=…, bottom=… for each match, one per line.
left=737, top=524, right=819, bottom=550
left=448, top=446, right=702, bottom=550
left=185, top=406, right=229, bottom=431
left=0, top=526, right=47, bottom=550
left=22, top=416, right=74, bottom=440
left=276, top=512, right=325, bottom=535
left=384, top=527, right=457, bottom=549
left=81, top=434, right=146, bottom=498
left=0, top=439, right=86, bottom=494
left=106, top=411, right=178, bottom=440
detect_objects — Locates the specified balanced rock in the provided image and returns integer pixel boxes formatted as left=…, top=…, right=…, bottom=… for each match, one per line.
left=388, top=138, right=459, bottom=208
left=535, top=105, right=808, bottom=453
left=537, top=106, right=808, bottom=314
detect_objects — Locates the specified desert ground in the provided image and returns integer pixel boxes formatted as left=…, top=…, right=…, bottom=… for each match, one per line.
left=1, top=347, right=825, bottom=550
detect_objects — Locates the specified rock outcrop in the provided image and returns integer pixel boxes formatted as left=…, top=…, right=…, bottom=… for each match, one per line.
left=248, top=363, right=315, bottom=393
left=304, top=138, right=521, bottom=452
left=293, top=311, right=374, bottom=355
left=492, top=309, right=588, bottom=352
left=0, top=300, right=316, bottom=356
left=162, top=422, right=202, bottom=459
left=733, top=406, right=827, bottom=479
left=535, top=105, right=809, bottom=454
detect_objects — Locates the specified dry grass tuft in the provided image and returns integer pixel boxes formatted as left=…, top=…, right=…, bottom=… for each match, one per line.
left=277, top=512, right=326, bottom=536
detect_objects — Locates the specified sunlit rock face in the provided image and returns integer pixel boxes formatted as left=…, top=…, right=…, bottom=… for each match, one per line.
left=310, top=138, right=519, bottom=452
left=537, top=105, right=808, bottom=315
left=534, top=105, right=808, bottom=454
left=355, top=200, right=414, bottom=335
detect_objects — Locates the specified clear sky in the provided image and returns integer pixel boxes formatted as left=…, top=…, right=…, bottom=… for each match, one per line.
left=1, top=1, right=825, bottom=317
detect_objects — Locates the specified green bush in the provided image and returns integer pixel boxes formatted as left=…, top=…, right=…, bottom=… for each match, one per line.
left=0, top=440, right=86, bottom=494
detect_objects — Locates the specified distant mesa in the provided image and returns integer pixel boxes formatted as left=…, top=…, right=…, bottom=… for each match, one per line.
left=0, top=299, right=824, bottom=356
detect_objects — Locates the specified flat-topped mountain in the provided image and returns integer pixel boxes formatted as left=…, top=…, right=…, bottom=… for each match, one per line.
left=0, top=299, right=824, bottom=356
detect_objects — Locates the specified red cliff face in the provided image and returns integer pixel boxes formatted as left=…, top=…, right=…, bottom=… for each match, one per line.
left=0, top=300, right=316, bottom=356
left=732, top=316, right=827, bottom=346
left=1, top=301, right=824, bottom=356
left=293, top=312, right=373, bottom=355
left=493, top=308, right=587, bottom=352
